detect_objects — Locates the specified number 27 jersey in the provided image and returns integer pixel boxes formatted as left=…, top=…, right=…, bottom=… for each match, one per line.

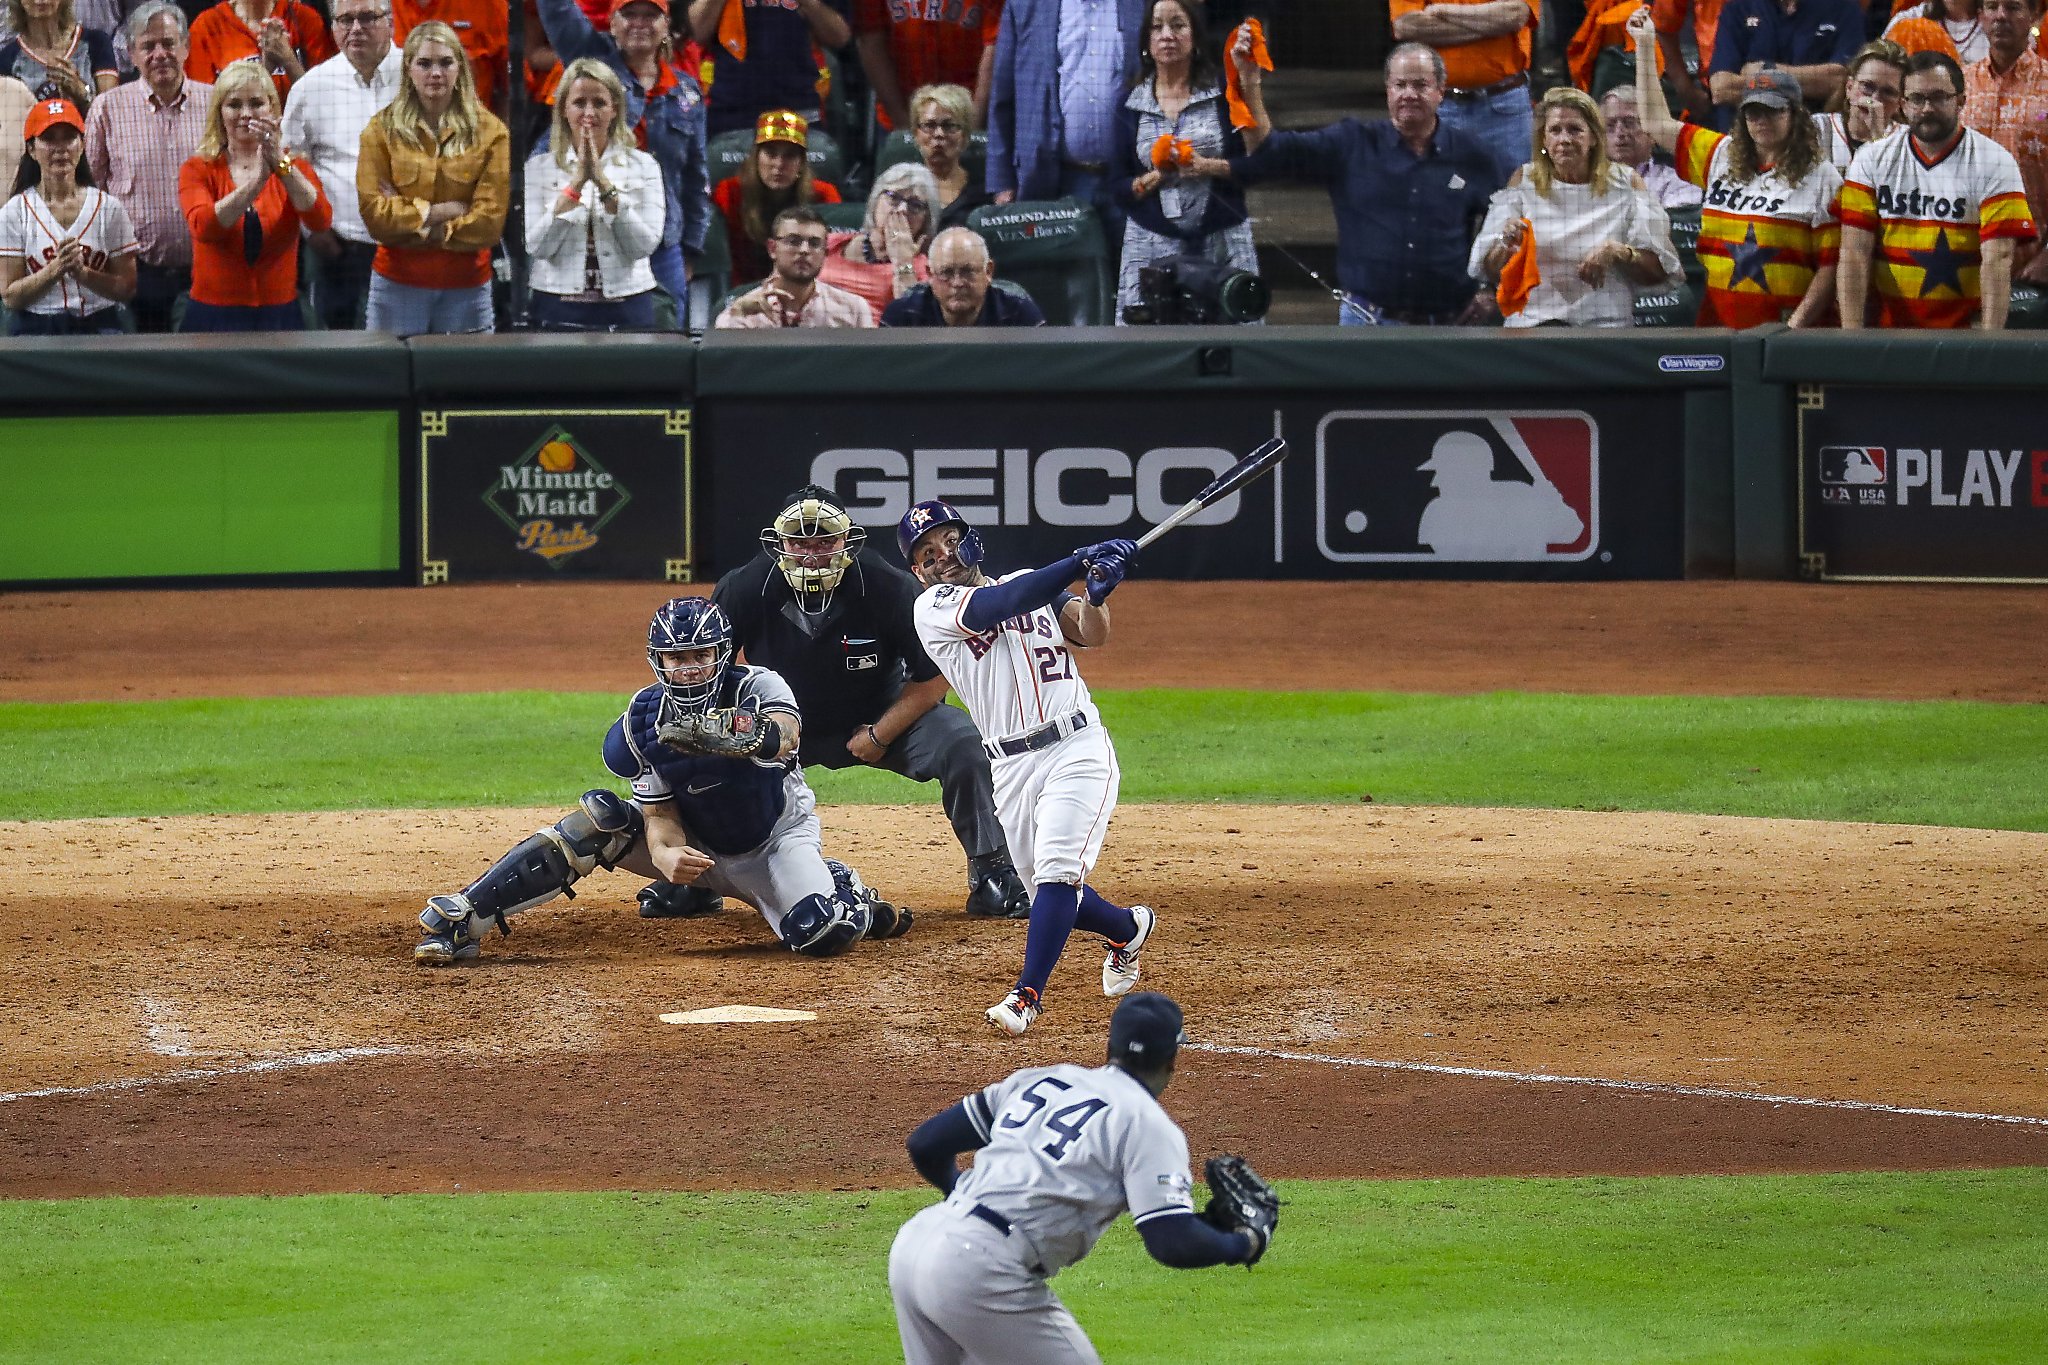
left=913, top=575, right=1097, bottom=744
left=952, top=1062, right=1197, bottom=1277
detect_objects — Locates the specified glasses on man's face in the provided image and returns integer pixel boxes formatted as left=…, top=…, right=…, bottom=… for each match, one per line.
left=774, top=233, right=827, bottom=252
left=1902, top=90, right=1957, bottom=108
left=1852, top=77, right=1902, bottom=102
left=332, top=9, right=390, bottom=26
left=916, top=119, right=962, bottom=136
left=932, top=266, right=982, bottom=284
left=1386, top=79, right=1436, bottom=95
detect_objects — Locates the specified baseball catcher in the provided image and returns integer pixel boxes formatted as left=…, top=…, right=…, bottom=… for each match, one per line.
left=639, top=485, right=1033, bottom=923
left=413, top=596, right=912, bottom=964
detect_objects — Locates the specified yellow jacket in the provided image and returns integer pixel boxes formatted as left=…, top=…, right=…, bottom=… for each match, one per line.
left=358, top=108, right=509, bottom=289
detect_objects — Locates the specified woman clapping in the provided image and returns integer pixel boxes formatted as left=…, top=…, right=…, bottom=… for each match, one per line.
left=525, top=57, right=664, bottom=330
left=1, top=96, right=135, bottom=333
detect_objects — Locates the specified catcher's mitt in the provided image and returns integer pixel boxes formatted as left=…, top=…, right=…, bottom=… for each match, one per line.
left=1201, top=1154, right=1280, bottom=1267
left=656, top=703, right=782, bottom=760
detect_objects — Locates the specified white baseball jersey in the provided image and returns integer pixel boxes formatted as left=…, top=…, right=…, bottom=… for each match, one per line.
left=0, top=186, right=137, bottom=316
left=952, top=1061, right=1196, bottom=1276
left=913, top=576, right=1100, bottom=746
left=913, top=575, right=1118, bottom=888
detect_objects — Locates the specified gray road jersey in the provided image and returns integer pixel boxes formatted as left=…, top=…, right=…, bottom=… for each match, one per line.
left=950, top=1062, right=1195, bottom=1277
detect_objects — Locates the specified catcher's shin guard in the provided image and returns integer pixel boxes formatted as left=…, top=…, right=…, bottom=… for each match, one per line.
left=417, top=790, right=642, bottom=947
left=780, top=892, right=871, bottom=957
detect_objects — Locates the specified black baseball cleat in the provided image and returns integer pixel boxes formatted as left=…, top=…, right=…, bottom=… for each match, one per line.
left=965, top=864, right=1031, bottom=919
left=637, top=881, right=726, bottom=918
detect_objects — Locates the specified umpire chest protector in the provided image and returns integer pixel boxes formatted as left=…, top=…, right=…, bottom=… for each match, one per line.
left=610, top=676, right=791, bottom=854
left=714, top=556, right=939, bottom=769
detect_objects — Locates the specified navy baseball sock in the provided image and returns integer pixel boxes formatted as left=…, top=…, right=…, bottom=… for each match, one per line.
left=1076, top=884, right=1138, bottom=942
left=1017, top=882, right=1081, bottom=997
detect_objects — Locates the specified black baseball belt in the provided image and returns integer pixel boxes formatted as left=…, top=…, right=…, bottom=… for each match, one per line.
left=1445, top=71, right=1529, bottom=101
left=983, top=710, right=1090, bottom=760
left=967, top=1203, right=1047, bottom=1275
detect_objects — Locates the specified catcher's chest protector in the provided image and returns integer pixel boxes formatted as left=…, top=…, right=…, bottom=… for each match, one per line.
left=624, top=678, right=790, bottom=855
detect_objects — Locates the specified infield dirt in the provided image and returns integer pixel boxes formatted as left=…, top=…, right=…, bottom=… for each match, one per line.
left=3, top=582, right=2046, bottom=1198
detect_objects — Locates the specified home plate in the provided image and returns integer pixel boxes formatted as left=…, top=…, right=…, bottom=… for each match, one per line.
left=659, top=1006, right=819, bottom=1025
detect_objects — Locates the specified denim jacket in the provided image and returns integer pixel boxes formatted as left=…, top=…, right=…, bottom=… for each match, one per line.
left=538, top=0, right=711, bottom=258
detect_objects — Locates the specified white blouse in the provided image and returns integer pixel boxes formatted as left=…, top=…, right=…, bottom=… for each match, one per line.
left=1469, top=163, right=1684, bottom=329
left=523, top=143, right=665, bottom=300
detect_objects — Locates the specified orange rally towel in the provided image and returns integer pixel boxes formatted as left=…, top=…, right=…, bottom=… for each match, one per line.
left=1497, top=219, right=1540, bottom=317
left=1150, top=134, right=1194, bottom=169
left=1225, top=19, right=1272, bottom=130
left=718, top=0, right=745, bottom=61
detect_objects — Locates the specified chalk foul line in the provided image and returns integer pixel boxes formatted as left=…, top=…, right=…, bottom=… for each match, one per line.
left=1184, top=1042, right=2048, bottom=1129
left=0, top=1047, right=408, bottom=1105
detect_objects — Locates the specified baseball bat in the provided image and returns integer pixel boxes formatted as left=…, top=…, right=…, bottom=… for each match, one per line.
left=1133, top=436, right=1290, bottom=552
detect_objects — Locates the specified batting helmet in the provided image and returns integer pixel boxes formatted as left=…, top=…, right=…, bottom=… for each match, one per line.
left=760, top=485, right=866, bottom=613
left=647, top=597, right=734, bottom=717
left=896, top=499, right=985, bottom=568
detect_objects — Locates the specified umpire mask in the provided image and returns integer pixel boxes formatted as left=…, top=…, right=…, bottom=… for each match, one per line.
left=760, top=486, right=866, bottom=614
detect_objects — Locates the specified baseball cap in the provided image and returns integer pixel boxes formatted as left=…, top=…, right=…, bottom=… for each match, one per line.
left=1739, top=68, right=1801, bottom=111
left=1108, top=992, right=1186, bottom=1069
left=608, top=0, right=669, bottom=17
left=755, top=108, right=809, bottom=148
left=24, top=99, right=84, bottom=140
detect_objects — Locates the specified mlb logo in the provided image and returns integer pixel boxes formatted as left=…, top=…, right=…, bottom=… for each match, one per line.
left=1818, top=446, right=1887, bottom=486
left=1314, top=410, right=1598, bottom=562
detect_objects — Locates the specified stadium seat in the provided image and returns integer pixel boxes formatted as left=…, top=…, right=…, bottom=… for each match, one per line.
left=706, top=125, right=848, bottom=191
left=817, top=200, right=868, bottom=231
left=1663, top=204, right=1704, bottom=285
left=873, top=127, right=988, bottom=180
left=2010, top=284, right=2048, bottom=330
left=688, top=213, right=735, bottom=333
left=963, top=198, right=1113, bottom=325
left=1631, top=279, right=1699, bottom=328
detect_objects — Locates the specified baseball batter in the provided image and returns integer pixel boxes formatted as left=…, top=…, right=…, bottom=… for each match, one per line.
left=888, top=992, right=1275, bottom=1364
left=899, top=499, right=1151, bottom=1035
left=412, top=597, right=909, bottom=964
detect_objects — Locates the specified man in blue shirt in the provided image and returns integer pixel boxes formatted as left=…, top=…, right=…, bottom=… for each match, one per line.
left=882, top=227, right=1050, bottom=326
left=1220, top=42, right=1502, bottom=325
left=1708, top=0, right=1861, bottom=128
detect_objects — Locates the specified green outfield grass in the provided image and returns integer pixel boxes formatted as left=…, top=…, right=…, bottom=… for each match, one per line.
left=4, top=689, right=2047, bottom=829
left=4, top=1170, right=2046, bottom=1363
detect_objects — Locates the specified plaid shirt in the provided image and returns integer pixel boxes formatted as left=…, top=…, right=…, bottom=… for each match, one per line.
left=84, top=77, right=212, bottom=268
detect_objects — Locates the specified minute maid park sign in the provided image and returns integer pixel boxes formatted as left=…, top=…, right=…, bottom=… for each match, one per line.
left=484, top=425, right=634, bottom=564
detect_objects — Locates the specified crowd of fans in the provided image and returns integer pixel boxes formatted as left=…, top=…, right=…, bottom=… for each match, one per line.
left=0, top=0, right=2042, bottom=334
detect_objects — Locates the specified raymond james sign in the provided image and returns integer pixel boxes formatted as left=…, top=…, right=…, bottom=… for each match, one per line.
left=419, top=408, right=694, bottom=583
left=697, top=394, right=1684, bottom=580
left=1799, top=386, right=2048, bottom=581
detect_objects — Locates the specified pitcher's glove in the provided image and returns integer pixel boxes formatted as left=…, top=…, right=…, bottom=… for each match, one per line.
left=1200, top=1154, right=1280, bottom=1267
left=657, top=702, right=783, bottom=760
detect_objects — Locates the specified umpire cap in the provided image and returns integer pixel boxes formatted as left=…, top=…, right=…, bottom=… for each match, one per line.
left=1108, top=991, right=1185, bottom=1070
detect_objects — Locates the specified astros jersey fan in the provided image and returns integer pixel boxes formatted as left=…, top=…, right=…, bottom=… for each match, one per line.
left=1839, top=123, right=2035, bottom=327
left=1673, top=121, right=1842, bottom=327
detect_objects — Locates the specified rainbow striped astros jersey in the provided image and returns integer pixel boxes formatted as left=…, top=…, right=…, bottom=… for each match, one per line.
left=1675, top=123, right=1843, bottom=328
left=1838, top=128, right=2037, bottom=328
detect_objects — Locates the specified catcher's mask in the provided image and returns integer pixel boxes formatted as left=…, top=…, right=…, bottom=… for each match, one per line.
left=761, top=486, right=866, bottom=613
left=647, top=597, right=734, bottom=718
left=1108, top=991, right=1186, bottom=1074
left=897, top=498, right=985, bottom=579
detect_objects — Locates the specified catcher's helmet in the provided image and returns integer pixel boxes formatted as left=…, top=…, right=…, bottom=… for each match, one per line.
left=761, top=485, right=866, bottom=613
left=647, top=597, right=734, bottom=717
left=896, top=498, right=985, bottom=569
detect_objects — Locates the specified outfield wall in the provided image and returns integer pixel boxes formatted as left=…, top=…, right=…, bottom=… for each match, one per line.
left=2, top=328, right=2042, bottom=588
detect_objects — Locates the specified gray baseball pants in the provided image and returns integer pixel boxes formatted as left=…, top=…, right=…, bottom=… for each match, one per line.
left=888, top=1203, right=1101, bottom=1365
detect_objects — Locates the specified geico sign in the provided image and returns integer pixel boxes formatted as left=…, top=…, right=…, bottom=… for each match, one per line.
left=811, top=447, right=1247, bottom=529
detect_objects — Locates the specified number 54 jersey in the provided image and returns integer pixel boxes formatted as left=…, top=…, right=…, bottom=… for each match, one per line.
left=913, top=575, right=1098, bottom=745
left=948, top=1062, right=1197, bottom=1277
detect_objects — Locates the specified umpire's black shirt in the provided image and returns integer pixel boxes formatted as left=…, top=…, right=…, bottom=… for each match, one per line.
left=712, top=552, right=941, bottom=769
